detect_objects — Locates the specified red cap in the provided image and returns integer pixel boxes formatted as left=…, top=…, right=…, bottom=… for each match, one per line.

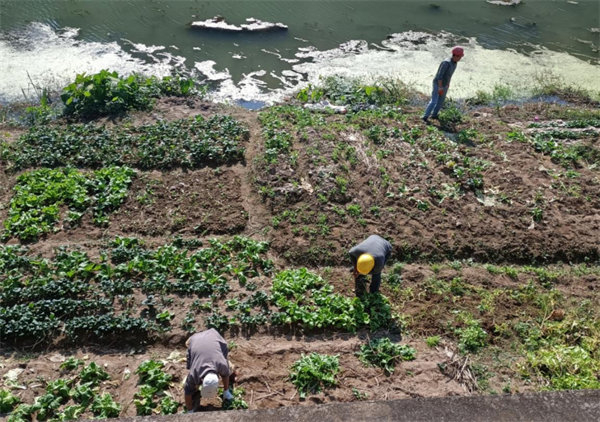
left=452, top=46, right=464, bottom=57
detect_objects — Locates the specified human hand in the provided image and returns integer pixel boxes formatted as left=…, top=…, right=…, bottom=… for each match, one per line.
left=223, top=389, right=234, bottom=401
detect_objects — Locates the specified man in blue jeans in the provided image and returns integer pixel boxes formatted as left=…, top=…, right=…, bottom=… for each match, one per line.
left=422, top=46, right=464, bottom=123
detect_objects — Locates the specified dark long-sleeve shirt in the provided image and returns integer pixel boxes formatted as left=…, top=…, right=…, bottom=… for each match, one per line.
left=184, top=329, right=230, bottom=395
left=433, top=58, right=457, bottom=87
left=348, top=235, right=392, bottom=274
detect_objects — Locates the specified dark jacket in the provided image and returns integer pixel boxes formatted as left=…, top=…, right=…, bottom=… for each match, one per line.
left=184, top=329, right=230, bottom=395
left=433, top=58, right=457, bottom=87
left=348, top=235, right=392, bottom=274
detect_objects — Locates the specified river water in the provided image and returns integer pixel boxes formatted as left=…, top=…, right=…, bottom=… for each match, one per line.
left=1, top=0, right=599, bottom=106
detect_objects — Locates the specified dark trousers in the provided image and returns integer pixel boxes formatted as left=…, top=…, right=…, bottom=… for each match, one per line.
left=355, top=272, right=382, bottom=296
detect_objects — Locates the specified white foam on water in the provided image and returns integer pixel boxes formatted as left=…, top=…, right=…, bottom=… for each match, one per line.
left=0, top=23, right=184, bottom=103
left=198, top=31, right=600, bottom=106
left=193, top=60, right=231, bottom=81
left=2, top=24, right=598, bottom=107
left=121, top=39, right=165, bottom=54
left=291, top=31, right=600, bottom=100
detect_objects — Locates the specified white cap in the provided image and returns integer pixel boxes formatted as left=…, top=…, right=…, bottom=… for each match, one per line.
left=201, top=372, right=219, bottom=399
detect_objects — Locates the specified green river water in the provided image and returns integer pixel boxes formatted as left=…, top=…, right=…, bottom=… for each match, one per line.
left=1, top=0, right=599, bottom=105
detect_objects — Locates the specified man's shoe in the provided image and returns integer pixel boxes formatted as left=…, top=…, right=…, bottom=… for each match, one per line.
left=421, top=116, right=429, bottom=123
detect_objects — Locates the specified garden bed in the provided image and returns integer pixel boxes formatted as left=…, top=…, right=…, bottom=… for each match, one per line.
left=1, top=84, right=599, bottom=419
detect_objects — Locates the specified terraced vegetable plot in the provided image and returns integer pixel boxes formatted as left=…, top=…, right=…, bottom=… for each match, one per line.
left=1, top=92, right=599, bottom=420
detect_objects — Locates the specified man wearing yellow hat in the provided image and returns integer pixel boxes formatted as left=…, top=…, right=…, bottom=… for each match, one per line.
left=349, top=234, right=392, bottom=296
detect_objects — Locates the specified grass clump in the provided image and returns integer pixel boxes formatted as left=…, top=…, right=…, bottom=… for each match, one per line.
left=425, top=335, right=441, bottom=348
left=532, top=75, right=599, bottom=105
left=526, top=345, right=600, bottom=389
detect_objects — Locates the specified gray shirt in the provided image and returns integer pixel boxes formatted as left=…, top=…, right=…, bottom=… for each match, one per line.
left=184, top=329, right=230, bottom=395
left=433, top=58, right=457, bottom=87
left=348, top=235, right=392, bottom=274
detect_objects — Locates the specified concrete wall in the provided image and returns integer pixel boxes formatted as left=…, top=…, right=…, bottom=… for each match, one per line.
left=118, top=390, right=600, bottom=422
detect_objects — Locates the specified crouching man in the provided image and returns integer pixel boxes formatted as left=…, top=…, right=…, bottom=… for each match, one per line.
left=349, top=234, right=392, bottom=297
left=184, top=328, right=235, bottom=412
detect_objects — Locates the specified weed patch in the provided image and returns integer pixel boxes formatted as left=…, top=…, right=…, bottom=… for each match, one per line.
left=357, top=337, right=416, bottom=375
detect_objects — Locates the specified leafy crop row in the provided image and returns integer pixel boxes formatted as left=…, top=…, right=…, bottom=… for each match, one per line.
left=270, top=268, right=395, bottom=332
left=0, top=236, right=273, bottom=345
left=508, top=130, right=599, bottom=169
left=1, top=236, right=400, bottom=346
left=2, top=114, right=248, bottom=171
left=417, top=130, right=487, bottom=191
left=258, top=105, right=325, bottom=163
left=2, top=166, right=134, bottom=242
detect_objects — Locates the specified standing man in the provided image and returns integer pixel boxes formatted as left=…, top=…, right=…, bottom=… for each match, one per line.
left=184, top=328, right=235, bottom=412
left=422, top=46, right=464, bottom=123
left=349, top=234, right=392, bottom=296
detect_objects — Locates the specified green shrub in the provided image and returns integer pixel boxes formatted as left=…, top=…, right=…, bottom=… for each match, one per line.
left=61, top=70, right=153, bottom=118
left=290, top=353, right=339, bottom=399
left=61, top=70, right=201, bottom=119
left=317, top=75, right=410, bottom=106
left=457, top=322, right=488, bottom=354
